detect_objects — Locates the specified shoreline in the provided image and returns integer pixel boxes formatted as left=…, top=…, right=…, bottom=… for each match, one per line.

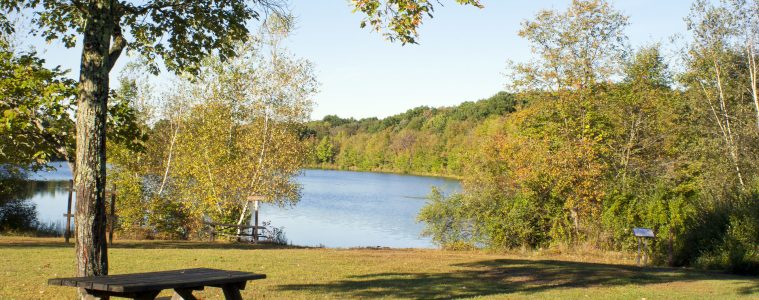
left=31, top=161, right=465, bottom=181
left=303, top=165, right=463, bottom=181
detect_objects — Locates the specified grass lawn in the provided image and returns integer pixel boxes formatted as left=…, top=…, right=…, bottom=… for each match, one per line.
left=0, top=236, right=757, bottom=299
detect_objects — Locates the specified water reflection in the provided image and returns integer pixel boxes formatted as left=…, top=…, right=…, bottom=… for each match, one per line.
left=23, top=180, right=72, bottom=232
left=0, top=172, right=70, bottom=233
left=260, top=170, right=460, bottom=248
left=19, top=164, right=460, bottom=248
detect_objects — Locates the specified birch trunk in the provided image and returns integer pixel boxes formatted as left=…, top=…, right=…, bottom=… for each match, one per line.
left=747, top=42, right=759, bottom=130
left=236, top=111, right=270, bottom=235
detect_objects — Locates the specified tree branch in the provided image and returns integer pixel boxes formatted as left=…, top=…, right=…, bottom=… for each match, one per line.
left=125, top=1, right=191, bottom=16
left=70, top=0, right=87, bottom=14
left=107, top=22, right=126, bottom=72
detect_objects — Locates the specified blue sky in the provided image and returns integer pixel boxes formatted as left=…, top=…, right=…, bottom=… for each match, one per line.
left=24, top=0, right=695, bottom=120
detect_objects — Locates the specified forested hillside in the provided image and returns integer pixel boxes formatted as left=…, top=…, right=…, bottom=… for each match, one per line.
left=305, top=91, right=519, bottom=177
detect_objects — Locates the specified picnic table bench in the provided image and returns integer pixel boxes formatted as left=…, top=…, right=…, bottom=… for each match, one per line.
left=204, top=222, right=269, bottom=242
left=48, top=268, right=265, bottom=300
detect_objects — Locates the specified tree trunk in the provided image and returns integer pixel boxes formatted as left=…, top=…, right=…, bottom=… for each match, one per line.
left=75, top=0, right=114, bottom=281
left=668, top=227, right=675, bottom=267
left=747, top=43, right=759, bottom=130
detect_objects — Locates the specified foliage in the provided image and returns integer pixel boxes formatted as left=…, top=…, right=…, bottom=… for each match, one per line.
left=506, top=0, right=629, bottom=92
left=306, top=91, right=519, bottom=176
left=0, top=0, right=289, bottom=75
left=0, top=173, right=36, bottom=232
left=686, top=185, right=759, bottom=275
left=352, top=0, right=483, bottom=44
left=417, top=188, right=475, bottom=248
left=108, top=29, right=317, bottom=238
left=410, top=0, right=759, bottom=275
left=1, top=0, right=293, bottom=277
left=0, top=47, right=75, bottom=172
left=0, top=39, right=147, bottom=172
left=0, top=198, right=37, bottom=232
left=315, top=136, right=336, bottom=164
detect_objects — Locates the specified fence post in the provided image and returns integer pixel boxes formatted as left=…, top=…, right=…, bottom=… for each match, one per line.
left=109, top=187, right=116, bottom=246
left=254, top=200, right=259, bottom=241
left=64, top=179, right=73, bottom=244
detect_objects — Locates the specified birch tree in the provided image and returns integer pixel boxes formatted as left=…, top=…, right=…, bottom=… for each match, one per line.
left=130, top=22, right=317, bottom=237
left=685, top=0, right=759, bottom=189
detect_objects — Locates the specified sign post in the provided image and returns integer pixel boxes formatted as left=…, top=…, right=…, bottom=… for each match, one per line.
left=632, top=227, right=655, bottom=266
left=247, top=195, right=266, bottom=242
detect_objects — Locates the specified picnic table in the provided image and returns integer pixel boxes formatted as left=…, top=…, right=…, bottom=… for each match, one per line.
left=48, top=268, right=265, bottom=300
left=204, top=221, right=269, bottom=242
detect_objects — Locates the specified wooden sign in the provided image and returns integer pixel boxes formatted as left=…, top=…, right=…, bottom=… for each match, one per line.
left=632, top=227, right=654, bottom=266
left=247, top=195, right=266, bottom=201
left=632, top=227, right=655, bottom=238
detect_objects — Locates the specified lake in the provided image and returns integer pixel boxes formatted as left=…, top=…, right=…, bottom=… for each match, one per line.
left=22, top=163, right=460, bottom=248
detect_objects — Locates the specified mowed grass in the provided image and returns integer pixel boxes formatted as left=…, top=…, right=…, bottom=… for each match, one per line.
left=0, top=237, right=757, bottom=299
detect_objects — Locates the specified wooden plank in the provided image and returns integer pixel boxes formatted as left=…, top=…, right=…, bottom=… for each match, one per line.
left=114, top=273, right=261, bottom=286
left=99, top=271, right=224, bottom=290
left=50, top=269, right=200, bottom=285
left=50, top=268, right=265, bottom=294
left=51, top=268, right=221, bottom=289
left=93, top=274, right=215, bottom=291
left=89, top=269, right=224, bottom=290
left=116, top=273, right=264, bottom=293
left=47, top=278, right=62, bottom=286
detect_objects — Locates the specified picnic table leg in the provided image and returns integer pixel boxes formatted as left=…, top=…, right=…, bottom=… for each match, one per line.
left=82, top=289, right=110, bottom=300
left=132, top=291, right=161, bottom=300
left=220, top=283, right=244, bottom=300
left=82, top=293, right=108, bottom=300
left=171, top=288, right=199, bottom=300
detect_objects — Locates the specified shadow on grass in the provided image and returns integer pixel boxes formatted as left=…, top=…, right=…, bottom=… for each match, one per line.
left=0, top=239, right=305, bottom=250
left=277, top=259, right=759, bottom=299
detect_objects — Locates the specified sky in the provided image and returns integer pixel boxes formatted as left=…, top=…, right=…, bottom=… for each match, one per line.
left=23, top=0, right=696, bottom=120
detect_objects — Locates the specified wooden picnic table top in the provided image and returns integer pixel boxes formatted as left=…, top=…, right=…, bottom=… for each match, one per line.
left=48, top=268, right=266, bottom=294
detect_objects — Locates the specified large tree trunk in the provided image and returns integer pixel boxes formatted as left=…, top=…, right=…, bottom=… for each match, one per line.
left=75, top=0, right=115, bottom=281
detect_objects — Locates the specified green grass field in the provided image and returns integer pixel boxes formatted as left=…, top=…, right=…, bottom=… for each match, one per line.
left=0, top=236, right=756, bottom=299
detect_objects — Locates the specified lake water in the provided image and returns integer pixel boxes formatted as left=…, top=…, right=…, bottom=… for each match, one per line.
left=22, top=163, right=460, bottom=248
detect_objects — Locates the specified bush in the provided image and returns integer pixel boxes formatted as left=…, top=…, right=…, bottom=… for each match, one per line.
left=688, top=188, right=759, bottom=274
left=417, top=189, right=476, bottom=248
left=0, top=199, right=38, bottom=232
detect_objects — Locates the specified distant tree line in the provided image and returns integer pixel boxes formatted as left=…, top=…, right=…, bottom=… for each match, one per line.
left=306, top=91, right=518, bottom=176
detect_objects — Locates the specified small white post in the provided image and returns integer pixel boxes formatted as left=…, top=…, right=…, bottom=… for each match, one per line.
left=254, top=200, right=260, bottom=241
